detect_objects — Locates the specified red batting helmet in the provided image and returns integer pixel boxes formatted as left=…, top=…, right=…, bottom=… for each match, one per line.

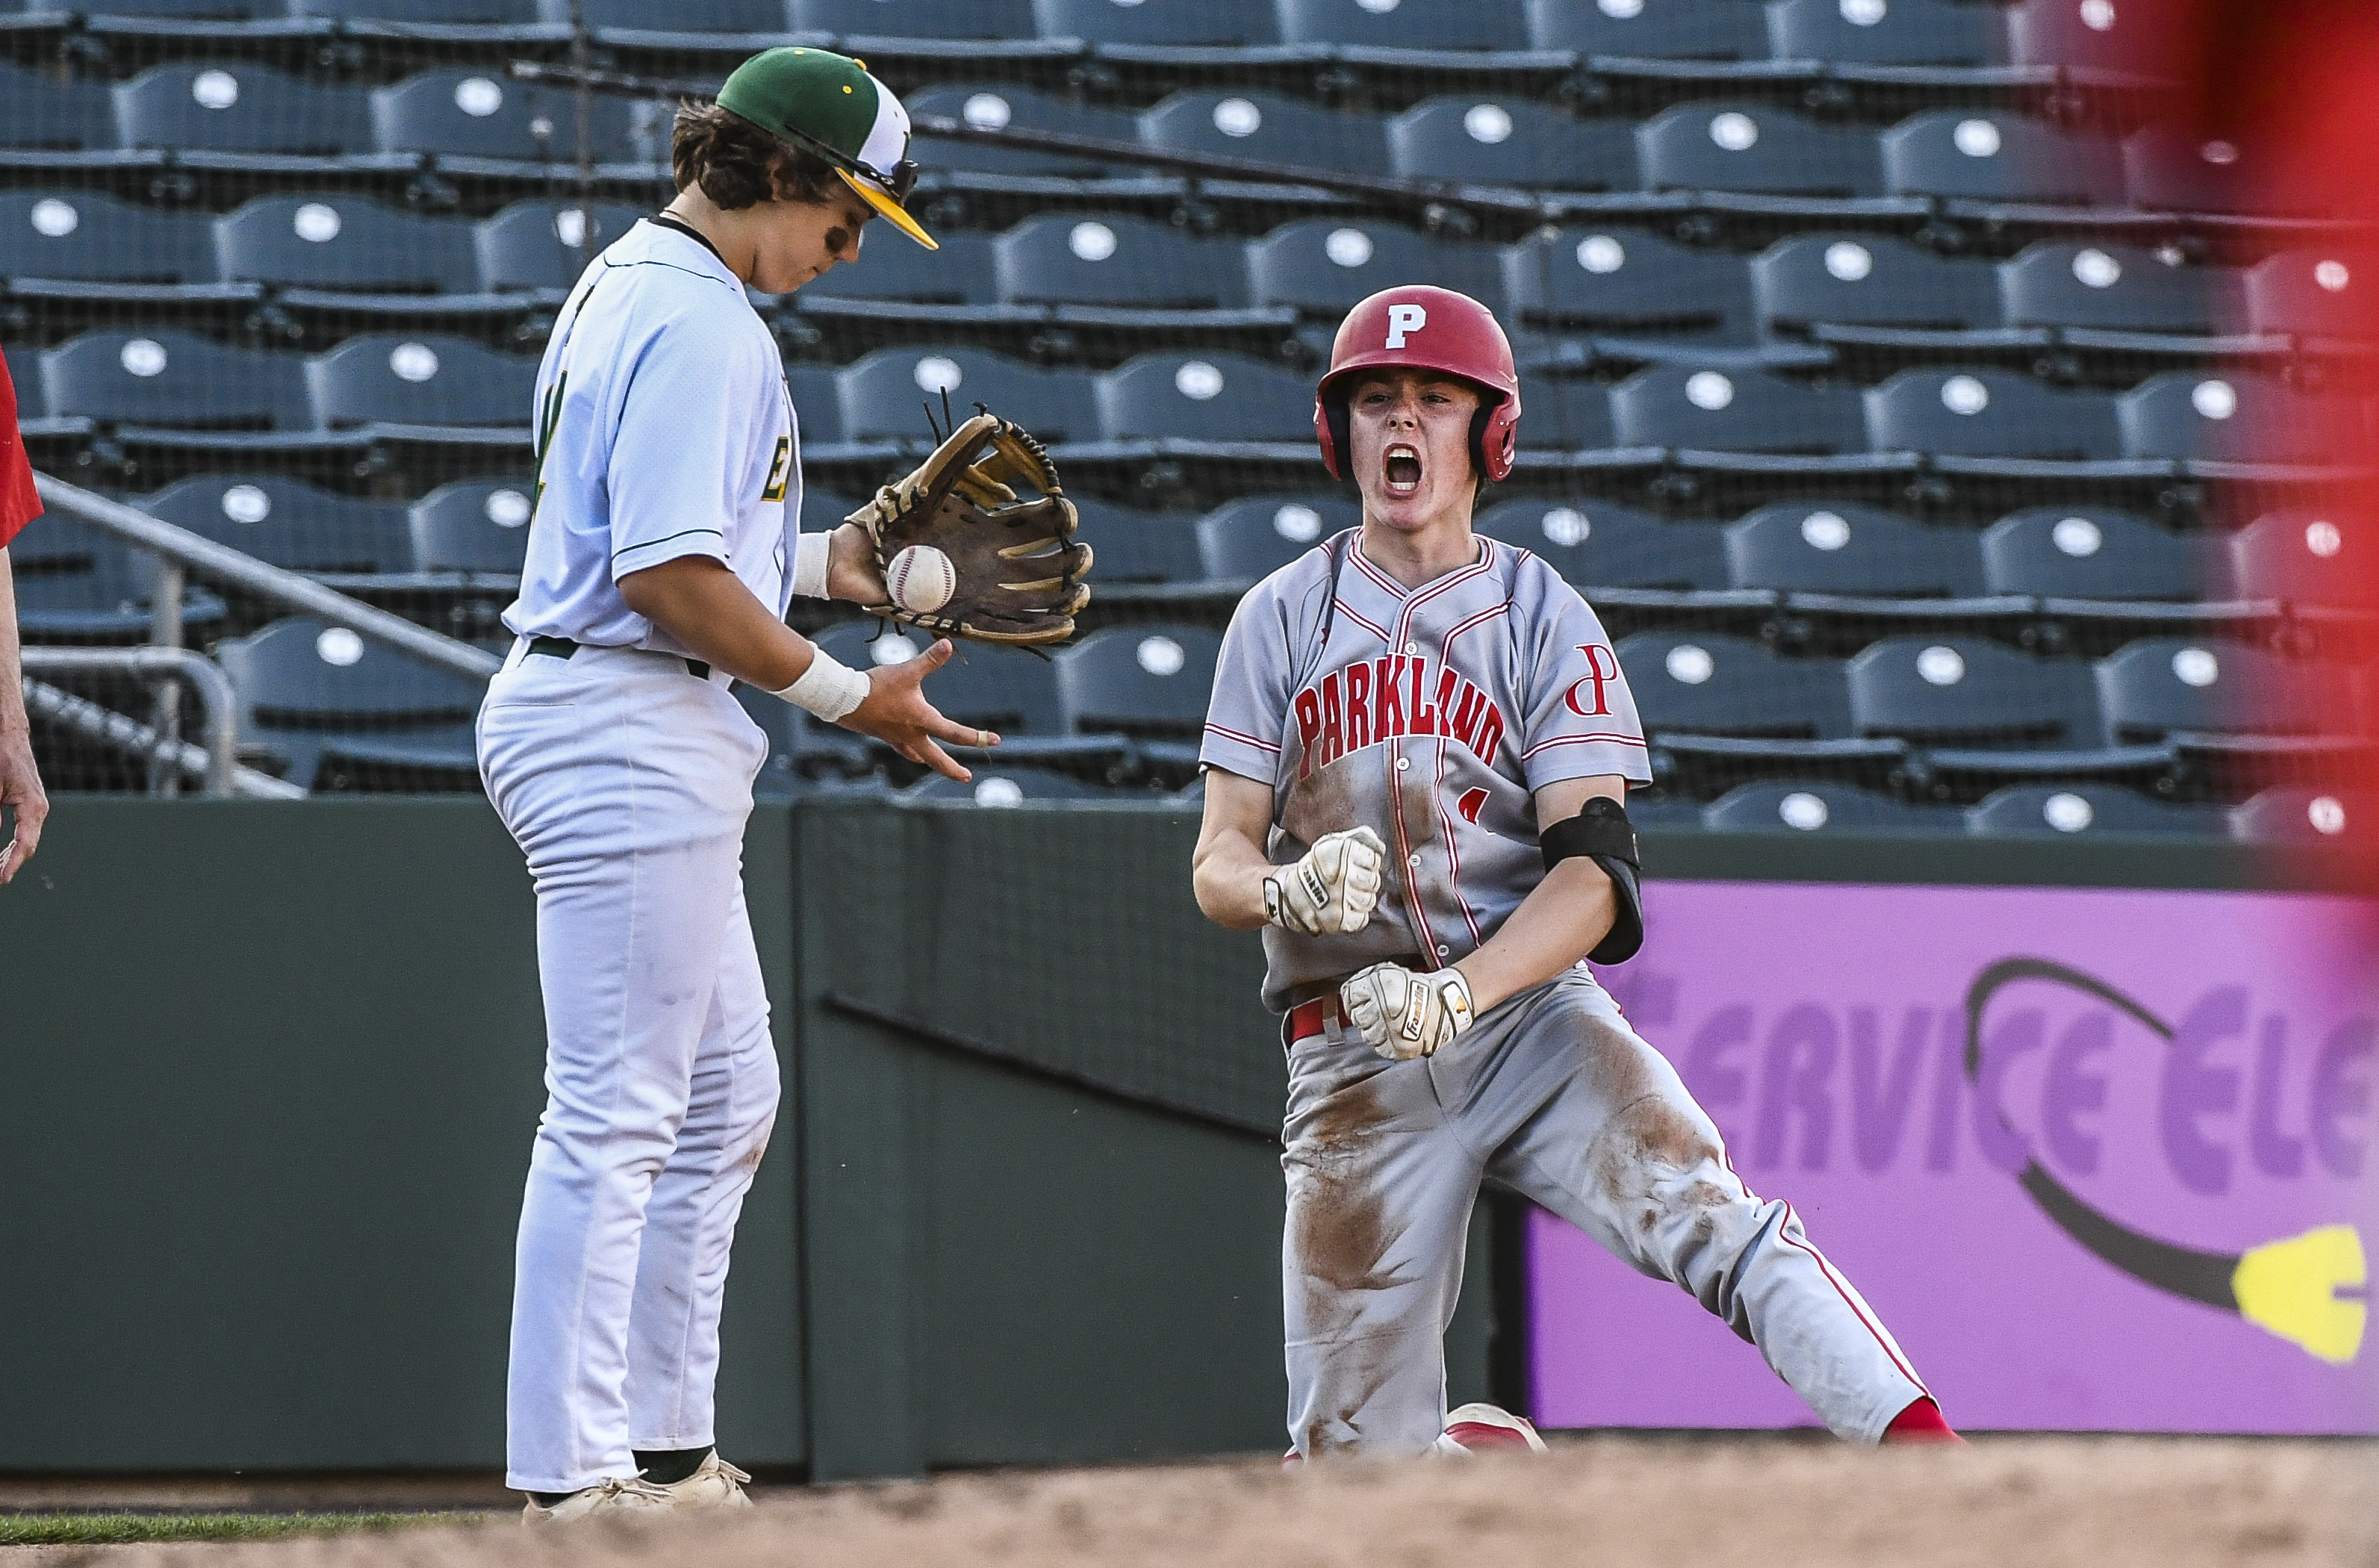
left=1314, top=284, right=1521, bottom=484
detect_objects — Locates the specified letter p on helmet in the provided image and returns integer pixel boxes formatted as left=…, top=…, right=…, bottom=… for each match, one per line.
left=1384, top=302, right=1428, bottom=349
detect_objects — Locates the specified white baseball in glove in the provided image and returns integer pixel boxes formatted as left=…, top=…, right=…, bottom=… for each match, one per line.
left=1342, top=962, right=1475, bottom=1062
left=1263, top=827, right=1387, bottom=936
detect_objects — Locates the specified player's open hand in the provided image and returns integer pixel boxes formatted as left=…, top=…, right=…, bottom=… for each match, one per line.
left=0, top=723, right=47, bottom=886
left=839, top=638, right=998, bottom=783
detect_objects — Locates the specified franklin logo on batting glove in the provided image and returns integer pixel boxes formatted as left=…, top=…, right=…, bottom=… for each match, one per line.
left=1342, top=962, right=1474, bottom=1061
left=1262, top=826, right=1384, bottom=936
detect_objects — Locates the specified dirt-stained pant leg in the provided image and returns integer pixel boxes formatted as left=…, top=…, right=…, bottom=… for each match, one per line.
left=1282, top=1017, right=1482, bottom=1458
left=1467, top=969, right=1929, bottom=1443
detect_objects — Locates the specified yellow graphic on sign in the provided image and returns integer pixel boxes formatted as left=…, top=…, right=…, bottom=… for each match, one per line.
left=2232, top=1225, right=2368, bottom=1366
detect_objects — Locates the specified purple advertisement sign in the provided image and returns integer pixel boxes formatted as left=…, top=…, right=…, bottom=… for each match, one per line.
left=1530, top=883, right=2379, bottom=1434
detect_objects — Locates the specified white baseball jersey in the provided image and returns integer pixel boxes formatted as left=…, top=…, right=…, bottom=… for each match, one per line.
left=1201, top=530, right=1652, bottom=1012
left=502, top=218, right=800, bottom=656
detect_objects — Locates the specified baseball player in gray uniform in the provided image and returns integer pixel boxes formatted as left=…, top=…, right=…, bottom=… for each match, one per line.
left=1192, top=285, right=1960, bottom=1457
left=479, top=49, right=993, bottom=1523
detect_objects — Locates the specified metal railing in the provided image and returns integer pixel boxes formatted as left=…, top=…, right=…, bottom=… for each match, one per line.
left=26, top=473, right=500, bottom=797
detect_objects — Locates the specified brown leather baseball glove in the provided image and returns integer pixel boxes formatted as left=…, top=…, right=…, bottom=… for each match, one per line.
left=845, top=411, right=1092, bottom=646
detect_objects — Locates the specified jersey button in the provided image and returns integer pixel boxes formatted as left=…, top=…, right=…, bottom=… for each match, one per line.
left=1437, top=945, right=1451, bottom=956
left=1396, top=757, right=1410, bottom=771
left=1405, top=641, right=1418, bottom=655
left=1408, top=853, right=1421, bottom=867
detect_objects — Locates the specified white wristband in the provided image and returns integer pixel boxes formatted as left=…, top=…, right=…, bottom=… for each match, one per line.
left=774, top=648, right=870, bottom=724
left=791, top=531, right=833, bottom=601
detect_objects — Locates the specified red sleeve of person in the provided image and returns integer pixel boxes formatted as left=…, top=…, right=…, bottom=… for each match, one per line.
left=0, top=351, right=40, bottom=549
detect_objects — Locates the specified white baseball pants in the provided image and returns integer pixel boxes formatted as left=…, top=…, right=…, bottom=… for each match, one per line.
left=477, top=640, right=781, bottom=1494
left=1283, top=965, right=1929, bottom=1457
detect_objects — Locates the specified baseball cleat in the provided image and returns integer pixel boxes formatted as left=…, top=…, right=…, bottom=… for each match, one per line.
left=1438, top=1402, right=1549, bottom=1455
left=519, top=1474, right=674, bottom=1526
left=652, top=1451, right=756, bottom=1509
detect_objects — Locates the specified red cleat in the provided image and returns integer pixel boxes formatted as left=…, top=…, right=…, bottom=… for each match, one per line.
left=1438, top=1402, right=1550, bottom=1455
left=1882, top=1396, right=1965, bottom=1445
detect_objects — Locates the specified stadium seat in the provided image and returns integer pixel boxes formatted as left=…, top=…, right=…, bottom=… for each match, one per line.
left=2121, top=124, right=2279, bottom=216
left=370, top=69, right=640, bottom=162
left=40, top=329, right=301, bottom=430
left=1726, top=500, right=1984, bottom=594
left=1751, top=233, right=1998, bottom=334
left=1978, top=506, right=2199, bottom=600
left=1502, top=227, right=1756, bottom=340
left=794, top=228, right=999, bottom=306
left=905, top=86, right=1137, bottom=178
left=1030, top=0, right=1281, bottom=44
left=785, top=365, right=845, bottom=447
left=214, top=195, right=477, bottom=293
left=218, top=616, right=485, bottom=790
left=0, top=190, right=214, bottom=284
left=1277, top=0, right=1529, bottom=49
left=2227, top=510, right=2379, bottom=611
left=2230, top=785, right=2378, bottom=845
left=409, top=478, right=535, bottom=573
left=1386, top=98, right=1641, bottom=191
left=1703, top=780, right=1941, bottom=833
left=305, top=334, right=535, bottom=429
left=1637, top=102, right=1885, bottom=197
left=1847, top=636, right=2102, bottom=751
left=1879, top=111, right=2122, bottom=205
left=793, top=0, right=1037, bottom=36
left=836, top=347, right=1101, bottom=446
left=1139, top=91, right=1390, bottom=178
left=1474, top=497, right=1729, bottom=588
left=1522, top=381, right=1620, bottom=450
left=1246, top=220, right=1501, bottom=315
left=1965, top=784, right=2219, bottom=838
left=1055, top=624, right=1220, bottom=762
left=113, top=64, right=372, bottom=155
left=1767, top=0, right=2008, bottom=65
left=0, top=63, right=114, bottom=151
left=1998, top=241, right=2232, bottom=335
left=571, top=0, right=787, bottom=29
left=1070, top=499, right=1205, bottom=585
left=10, top=530, right=224, bottom=641
left=2095, top=637, right=2324, bottom=742
left=2243, top=249, right=2378, bottom=340
left=992, top=213, right=1245, bottom=308
left=1618, top=631, right=1853, bottom=737
left=2009, top=0, right=2194, bottom=80
left=1525, top=0, right=1771, bottom=59
left=294, top=0, right=541, bottom=19
left=141, top=473, right=413, bottom=575
left=474, top=200, right=644, bottom=291
left=1865, top=369, right=2123, bottom=460
left=2115, top=372, right=2345, bottom=467
left=1095, top=352, right=1311, bottom=443
left=904, top=768, right=1125, bottom=804
left=1197, top=494, right=1358, bottom=581
left=1611, top=365, right=1865, bottom=454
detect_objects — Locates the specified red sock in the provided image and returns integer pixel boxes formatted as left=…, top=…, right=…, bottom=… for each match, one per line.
left=1883, top=1396, right=1963, bottom=1444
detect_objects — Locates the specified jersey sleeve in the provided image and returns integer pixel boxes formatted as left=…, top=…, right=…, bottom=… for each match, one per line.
left=0, top=351, right=40, bottom=549
left=604, top=301, right=759, bottom=581
left=1198, top=581, right=1296, bottom=783
left=1514, top=569, right=1652, bottom=791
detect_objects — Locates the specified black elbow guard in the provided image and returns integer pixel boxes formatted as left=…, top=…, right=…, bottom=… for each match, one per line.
left=1541, top=795, right=1645, bottom=965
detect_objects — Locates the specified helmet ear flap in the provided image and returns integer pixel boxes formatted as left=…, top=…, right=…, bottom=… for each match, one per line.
left=1320, top=396, right=1353, bottom=482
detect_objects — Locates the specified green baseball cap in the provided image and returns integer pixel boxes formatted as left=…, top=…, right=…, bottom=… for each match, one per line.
left=715, top=46, right=936, bottom=250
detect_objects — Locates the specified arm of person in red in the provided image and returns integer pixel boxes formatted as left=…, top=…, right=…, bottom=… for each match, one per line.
left=0, top=350, right=49, bottom=886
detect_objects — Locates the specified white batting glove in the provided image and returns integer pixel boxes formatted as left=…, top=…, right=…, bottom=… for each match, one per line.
left=1341, top=962, right=1475, bottom=1062
left=1263, top=827, right=1387, bottom=936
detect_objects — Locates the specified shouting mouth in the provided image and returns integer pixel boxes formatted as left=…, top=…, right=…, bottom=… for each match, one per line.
left=1384, top=444, right=1422, bottom=496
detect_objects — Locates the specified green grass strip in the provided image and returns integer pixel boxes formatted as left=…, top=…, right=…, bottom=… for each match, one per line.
left=0, top=1511, right=490, bottom=1546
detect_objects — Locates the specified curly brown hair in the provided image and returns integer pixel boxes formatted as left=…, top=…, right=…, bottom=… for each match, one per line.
left=670, top=101, right=843, bottom=209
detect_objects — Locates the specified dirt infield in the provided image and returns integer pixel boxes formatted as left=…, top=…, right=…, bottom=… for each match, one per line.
left=19, top=1437, right=2377, bottom=1568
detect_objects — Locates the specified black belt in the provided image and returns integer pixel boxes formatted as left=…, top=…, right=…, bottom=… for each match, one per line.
left=528, top=636, right=710, bottom=682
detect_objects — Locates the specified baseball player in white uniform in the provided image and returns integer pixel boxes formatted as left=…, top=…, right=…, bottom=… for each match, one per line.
left=1192, top=286, right=1962, bottom=1457
left=478, top=49, right=995, bottom=1523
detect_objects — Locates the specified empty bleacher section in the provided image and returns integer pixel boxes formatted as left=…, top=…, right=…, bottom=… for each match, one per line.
left=4, top=0, right=2371, bottom=837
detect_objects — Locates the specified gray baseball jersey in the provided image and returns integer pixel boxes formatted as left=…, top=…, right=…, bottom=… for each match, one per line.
left=1200, top=530, right=1652, bottom=1012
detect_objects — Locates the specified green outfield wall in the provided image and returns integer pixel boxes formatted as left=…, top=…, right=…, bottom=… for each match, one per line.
left=0, top=799, right=2344, bottom=1478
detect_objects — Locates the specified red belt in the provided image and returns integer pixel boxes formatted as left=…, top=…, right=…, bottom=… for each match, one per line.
left=1288, top=995, right=1344, bottom=1042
